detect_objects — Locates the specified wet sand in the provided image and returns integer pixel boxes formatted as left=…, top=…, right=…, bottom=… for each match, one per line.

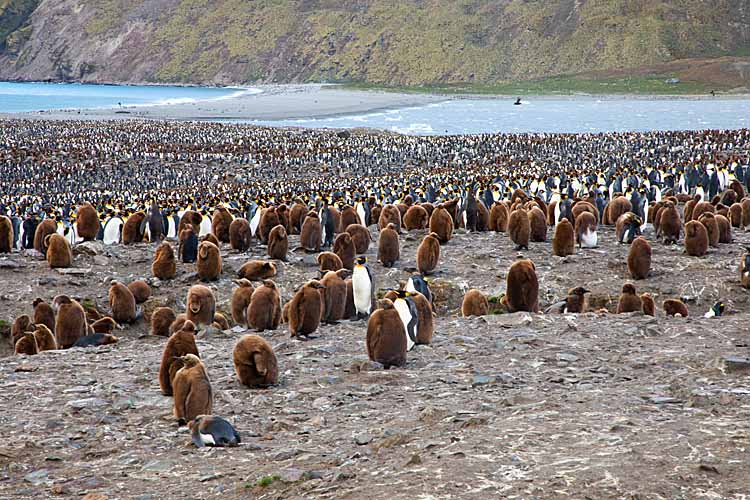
left=0, top=84, right=444, bottom=122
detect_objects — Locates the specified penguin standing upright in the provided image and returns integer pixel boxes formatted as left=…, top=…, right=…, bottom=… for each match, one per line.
left=249, top=203, right=262, bottom=237
left=10, top=215, right=21, bottom=249
left=147, top=200, right=164, bottom=242
left=391, top=290, right=419, bottom=351
left=198, top=211, right=212, bottom=237
left=405, top=274, right=432, bottom=303
left=169, top=212, right=180, bottom=239
left=461, top=183, right=479, bottom=231
left=355, top=198, right=370, bottom=227
left=708, top=168, right=720, bottom=199
left=319, top=199, right=336, bottom=248
left=102, top=215, right=124, bottom=245
left=21, top=216, right=37, bottom=250
left=352, top=256, right=373, bottom=319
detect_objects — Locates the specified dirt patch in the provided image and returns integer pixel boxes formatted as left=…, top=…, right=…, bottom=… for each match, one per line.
left=1, top=221, right=749, bottom=499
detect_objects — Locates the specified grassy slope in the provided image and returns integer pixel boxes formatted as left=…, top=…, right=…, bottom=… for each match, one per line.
left=146, top=0, right=750, bottom=85
left=2, top=0, right=750, bottom=88
left=342, top=75, right=725, bottom=96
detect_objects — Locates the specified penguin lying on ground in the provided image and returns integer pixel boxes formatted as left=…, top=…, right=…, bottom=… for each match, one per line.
left=704, top=301, right=726, bottom=318
left=189, top=415, right=241, bottom=448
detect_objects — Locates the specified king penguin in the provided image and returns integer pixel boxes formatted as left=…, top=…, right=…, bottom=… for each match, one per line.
left=189, top=415, right=241, bottom=448
left=102, top=214, right=124, bottom=245
left=352, top=256, right=373, bottom=319
left=405, top=274, right=432, bottom=303
left=392, top=290, right=419, bottom=351
left=198, top=210, right=212, bottom=237
left=319, top=198, right=335, bottom=248
left=166, top=210, right=178, bottom=239
left=249, top=202, right=262, bottom=237
left=704, top=301, right=725, bottom=319
left=355, top=198, right=369, bottom=227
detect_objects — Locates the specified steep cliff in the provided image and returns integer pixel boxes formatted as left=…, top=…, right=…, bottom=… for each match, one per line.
left=1, top=0, right=749, bottom=87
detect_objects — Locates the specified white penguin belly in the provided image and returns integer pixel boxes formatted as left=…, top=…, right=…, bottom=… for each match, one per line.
left=581, top=229, right=598, bottom=248
left=250, top=211, right=261, bottom=236
left=393, top=299, right=415, bottom=351
left=199, top=217, right=212, bottom=237
left=103, top=219, right=122, bottom=245
left=199, top=432, right=216, bottom=446
left=167, top=219, right=177, bottom=239
left=352, top=269, right=371, bottom=314
left=73, top=223, right=83, bottom=244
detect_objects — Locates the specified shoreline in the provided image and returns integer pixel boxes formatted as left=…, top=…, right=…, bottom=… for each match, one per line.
left=3, top=82, right=750, bottom=125
left=0, top=84, right=445, bottom=122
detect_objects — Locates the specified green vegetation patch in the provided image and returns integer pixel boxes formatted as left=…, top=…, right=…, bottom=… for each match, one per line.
left=341, top=74, right=724, bottom=96
left=255, top=474, right=281, bottom=488
left=0, top=0, right=39, bottom=50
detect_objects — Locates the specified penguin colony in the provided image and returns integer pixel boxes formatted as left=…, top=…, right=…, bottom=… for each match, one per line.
left=3, top=122, right=750, bottom=449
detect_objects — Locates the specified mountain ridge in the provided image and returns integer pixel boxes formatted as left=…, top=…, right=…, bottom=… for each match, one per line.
left=1, top=0, right=750, bottom=89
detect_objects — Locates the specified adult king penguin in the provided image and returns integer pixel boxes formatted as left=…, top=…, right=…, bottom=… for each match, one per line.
left=391, top=290, right=419, bottom=351
left=352, top=256, right=373, bottom=319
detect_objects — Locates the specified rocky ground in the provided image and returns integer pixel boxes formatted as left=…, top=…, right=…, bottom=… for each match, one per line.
left=1, top=221, right=749, bottom=500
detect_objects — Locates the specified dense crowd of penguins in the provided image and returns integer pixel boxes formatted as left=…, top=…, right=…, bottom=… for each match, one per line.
left=3, top=120, right=750, bottom=446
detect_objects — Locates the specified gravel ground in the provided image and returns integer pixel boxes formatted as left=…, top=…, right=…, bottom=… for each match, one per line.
left=1, top=221, right=749, bottom=500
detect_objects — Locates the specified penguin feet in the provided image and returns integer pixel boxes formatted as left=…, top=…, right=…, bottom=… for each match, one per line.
left=294, top=334, right=317, bottom=342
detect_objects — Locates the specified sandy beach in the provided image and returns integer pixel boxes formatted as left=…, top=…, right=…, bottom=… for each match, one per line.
left=0, top=84, right=444, bottom=122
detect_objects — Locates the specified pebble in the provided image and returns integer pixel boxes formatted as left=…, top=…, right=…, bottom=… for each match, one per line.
left=718, top=355, right=750, bottom=373
left=141, top=460, right=175, bottom=472
left=23, top=469, right=49, bottom=485
left=472, top=374, right=497, bottom=387
left=354, top=434, right=373, bottom=445
left=557, top=353, right=579, bottom=363
left=67, top=398, right=108, bottom=410
left=648, top=396, right=683, bottom=404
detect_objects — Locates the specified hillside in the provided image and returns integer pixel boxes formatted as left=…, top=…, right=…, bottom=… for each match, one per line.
left=2, top=0, right=750, bottom=88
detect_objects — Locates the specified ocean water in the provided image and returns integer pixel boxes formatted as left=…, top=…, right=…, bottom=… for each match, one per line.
left=254, top=97, right=750, bottom=135
left=3, top=82, right=750, bottom=135
left=0, top=82, right=256, bottom=113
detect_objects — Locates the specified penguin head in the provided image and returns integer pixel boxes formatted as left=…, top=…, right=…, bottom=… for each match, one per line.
left=178, top=353, right=202, bottom=367
left=570, top=287, right=590, bottom=296
left=261, top=279, right=277, bottom=289
left=355, top=256, right=367, bottom=266
left=378, top=298, right=395, bottom=310
left=708, top=301, right=726, bottom=317
left=307, top=280, right=326, bottom=290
